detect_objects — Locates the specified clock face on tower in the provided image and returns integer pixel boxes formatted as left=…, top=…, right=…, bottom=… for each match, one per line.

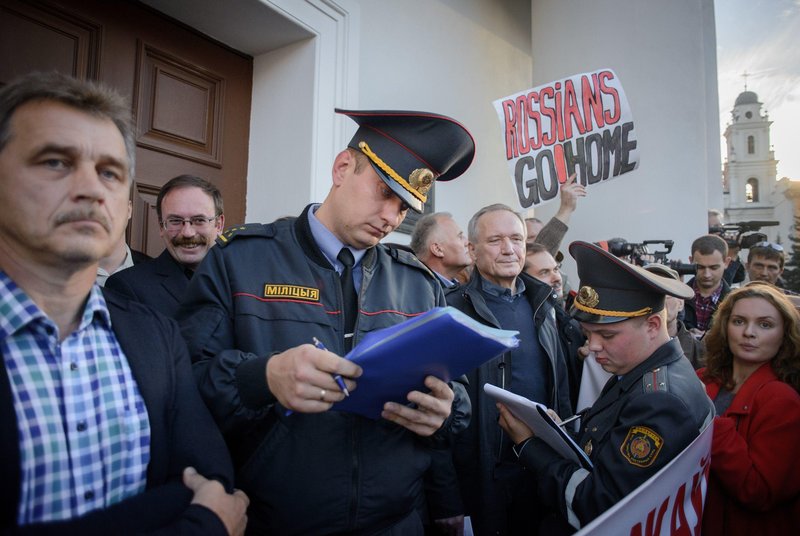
left=746, top=111, right=753, bottom=119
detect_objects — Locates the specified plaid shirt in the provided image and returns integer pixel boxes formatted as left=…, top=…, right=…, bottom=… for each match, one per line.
left=691, top=280, right=723, bottom=331
left=0, top=272, right=150, bottom=524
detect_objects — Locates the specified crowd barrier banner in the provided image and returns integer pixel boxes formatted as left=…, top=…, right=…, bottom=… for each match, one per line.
left=575, top=422, right=713, bottom=535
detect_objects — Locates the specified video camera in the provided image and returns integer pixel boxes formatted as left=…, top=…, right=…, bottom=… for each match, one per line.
left=708, top=220, right=779, bottom=250
left=605, top=239, right=696, bottom=276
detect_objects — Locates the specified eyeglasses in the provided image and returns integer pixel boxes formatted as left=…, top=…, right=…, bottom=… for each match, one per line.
left=752, top=241, right=784, bottom=252
left=161, top=215, right=219, bottom=232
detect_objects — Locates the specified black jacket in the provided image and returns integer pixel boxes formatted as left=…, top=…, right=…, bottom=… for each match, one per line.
left=446, top=271, right=574, bottom=533
left=683, top=278, right=731, bottom=332
left=1, top=289, right=234, bottom=535
left=106, top=250, right=190, bottom=318
left=518, top=338, right=714, bottom=533
left=177, top=206, right=468, bottom=535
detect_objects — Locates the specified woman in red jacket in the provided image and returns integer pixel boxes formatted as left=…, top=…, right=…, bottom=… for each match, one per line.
left=699, top=282, right=800, bottom=535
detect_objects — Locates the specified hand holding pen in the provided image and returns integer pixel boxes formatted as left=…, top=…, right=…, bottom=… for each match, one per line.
left=266, top=339, right=361, bottom=415
left=312, top=337, right=350, bottom=397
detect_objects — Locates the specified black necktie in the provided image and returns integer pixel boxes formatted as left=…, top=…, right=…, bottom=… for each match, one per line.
left=337, top=248, right=357, bottom=350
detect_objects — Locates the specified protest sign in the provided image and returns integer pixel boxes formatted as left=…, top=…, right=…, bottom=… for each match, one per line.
left=575, top=422, right=713, bottom=535
left=493, top=69, right=639, bottom=208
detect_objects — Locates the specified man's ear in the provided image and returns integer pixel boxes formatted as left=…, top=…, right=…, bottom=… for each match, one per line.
left=468, top=242, right=477, bottom=262
left=646, top=311, right=664, bottom=337
left=431, top=242, right=444, bottom=259
left=331, top=149, right=354, bottom=186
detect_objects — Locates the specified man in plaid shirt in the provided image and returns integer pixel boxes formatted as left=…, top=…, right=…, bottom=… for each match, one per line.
left=0, top=72, right=247, bottom=534
left=684, top=234, right=731, bottom=338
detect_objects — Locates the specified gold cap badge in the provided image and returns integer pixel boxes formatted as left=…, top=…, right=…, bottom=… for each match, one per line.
left=577, top=286, right=600, bottom=308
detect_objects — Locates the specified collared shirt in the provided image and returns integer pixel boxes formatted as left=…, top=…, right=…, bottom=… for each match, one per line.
left=96, top=244, right=135, bottom=286
left=433, top=271, right=458, bottom=289
left=0, top=272, right=151, bottom=524
left=308, top=204, right=367, bottom=292
left=691, top=280, right=723, bottom=331
left=479, top=274, right=526, bottom=302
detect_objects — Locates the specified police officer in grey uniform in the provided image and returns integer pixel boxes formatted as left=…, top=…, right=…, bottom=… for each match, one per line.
left=497, top=241, right=714, bottom=534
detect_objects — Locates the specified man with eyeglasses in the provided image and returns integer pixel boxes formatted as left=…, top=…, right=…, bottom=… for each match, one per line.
left=745, top=241, right=797, bottom=294
left=107, top=174, right=224, bottom=317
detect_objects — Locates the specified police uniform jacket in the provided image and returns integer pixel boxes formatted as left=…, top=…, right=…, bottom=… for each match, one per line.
left=517, top=338, right=714, bottom=533
left=176, top=205, right=467, bottom=535
left=445, top=271, right=573, bottom=530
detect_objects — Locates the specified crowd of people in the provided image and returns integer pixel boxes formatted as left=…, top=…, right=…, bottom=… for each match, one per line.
left=1, top=72, right=799, bottom=535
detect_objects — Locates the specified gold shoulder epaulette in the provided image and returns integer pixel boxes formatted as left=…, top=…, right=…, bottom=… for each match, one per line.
left=216, top=224, right=268, bottom=247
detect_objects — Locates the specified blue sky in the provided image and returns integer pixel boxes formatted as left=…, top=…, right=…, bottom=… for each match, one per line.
left=715, top=0, right=800, bottom=180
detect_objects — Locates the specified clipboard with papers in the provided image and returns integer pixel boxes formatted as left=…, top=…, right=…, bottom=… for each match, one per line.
left=484, top=383, right=593, bottom=470
left=331, top=306, right=519, bottom=420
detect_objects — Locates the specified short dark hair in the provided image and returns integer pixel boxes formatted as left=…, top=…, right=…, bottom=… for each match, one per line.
left=0, top=71, right=136, bottom=177
left=747, top=244, right=785, bottom=269
left=156, top=175, right=224, bottom=221
left=526, top=242, right=549, bottom=256
left=410, top=212, right=452, bottom=256
left=691, top=234, right=728, bottom=258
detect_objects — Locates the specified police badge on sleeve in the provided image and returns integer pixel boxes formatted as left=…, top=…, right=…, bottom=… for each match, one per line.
left=620, top=426, right=663, bottom=467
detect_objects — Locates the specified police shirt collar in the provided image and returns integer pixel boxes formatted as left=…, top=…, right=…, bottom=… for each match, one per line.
left=307, top=204, right=366, bottom=272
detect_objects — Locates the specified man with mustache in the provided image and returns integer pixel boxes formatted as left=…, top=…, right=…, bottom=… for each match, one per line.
left=0, top=72, right=246, bottom=534
left=107, top=174, right=224, bottom=317
left=177, top=109, right=475, bottom=534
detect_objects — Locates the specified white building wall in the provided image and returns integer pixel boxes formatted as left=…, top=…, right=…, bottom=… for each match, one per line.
left=243, top=0, right=721, bottom=273
left=528, top=0, right=721, bottom=271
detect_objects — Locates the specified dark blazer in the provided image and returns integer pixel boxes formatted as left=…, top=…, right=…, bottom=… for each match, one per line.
left=107, top=250, right=190, bottom=318
left=1, top=289, right=233, bottom=535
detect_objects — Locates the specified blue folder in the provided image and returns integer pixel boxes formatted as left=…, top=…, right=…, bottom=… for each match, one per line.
left=331, top=306, right=519, bottom=419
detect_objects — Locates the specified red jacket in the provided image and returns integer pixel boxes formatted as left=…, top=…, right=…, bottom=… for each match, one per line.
left=699, top=363, right=800, bottom=536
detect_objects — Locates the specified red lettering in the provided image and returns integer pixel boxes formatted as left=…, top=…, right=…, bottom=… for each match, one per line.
left=670, top=483, right=692, bottom=536
left=582, top=73, right=605, bottom=131
left=599, top=70, right=621, bottom=124
left=539, top=86, right=557, bottom=146
left=502, top=99, right=518, bottom=159
left=526, top=91, right=543, bottom=150
left=515, top=95, right=531, bottom=156
left=554, top=81, right=565, bottom=142
left=563, top=79, right=586, bottom=138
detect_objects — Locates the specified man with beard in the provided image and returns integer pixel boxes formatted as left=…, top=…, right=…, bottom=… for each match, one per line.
left=107, top=174, right=224, bottom=317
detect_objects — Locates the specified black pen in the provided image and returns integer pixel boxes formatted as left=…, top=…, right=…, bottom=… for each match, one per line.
left=312, top=337, right=350, bottom=397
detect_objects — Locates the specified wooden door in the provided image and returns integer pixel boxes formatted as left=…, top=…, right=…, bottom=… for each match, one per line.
left=0, top=0, right=252, bottom=257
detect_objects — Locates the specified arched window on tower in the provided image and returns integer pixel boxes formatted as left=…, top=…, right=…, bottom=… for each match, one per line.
left=747, top=135, right=755, bottom=154
left=746, top=178, right=759, bottom=203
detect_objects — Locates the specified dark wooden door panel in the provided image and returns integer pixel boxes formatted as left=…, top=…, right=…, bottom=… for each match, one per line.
left=0, top=0, right=252, bottom=257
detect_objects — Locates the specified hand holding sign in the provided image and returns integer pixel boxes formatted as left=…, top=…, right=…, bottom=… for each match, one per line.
left=493, top=69, right=638, bottom=209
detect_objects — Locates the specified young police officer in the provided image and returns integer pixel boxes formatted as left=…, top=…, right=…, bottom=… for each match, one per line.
left=498, top=241, right=714, bottom=534
left=178, top=109, right=475, bottom=534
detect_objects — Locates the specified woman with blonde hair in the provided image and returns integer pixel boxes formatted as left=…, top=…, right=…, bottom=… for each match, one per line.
left=699, top=282, right=800, bottom=535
